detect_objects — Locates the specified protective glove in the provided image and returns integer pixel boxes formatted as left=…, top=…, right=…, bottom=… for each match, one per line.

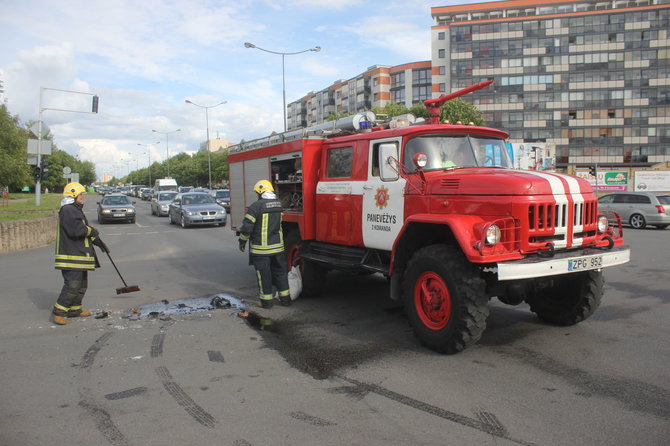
left=93, top=237, right=110, bottom=253
left=238, top=238, right=247, bottom=252
left=89, top=226, right=99, bottom=239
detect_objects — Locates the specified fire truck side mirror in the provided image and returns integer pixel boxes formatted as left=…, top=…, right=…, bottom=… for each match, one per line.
left=379, top=143, right=399, bottom=181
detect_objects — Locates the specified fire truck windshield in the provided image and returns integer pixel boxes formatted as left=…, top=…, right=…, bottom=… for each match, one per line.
left=403, top=134, right=512, bottom=173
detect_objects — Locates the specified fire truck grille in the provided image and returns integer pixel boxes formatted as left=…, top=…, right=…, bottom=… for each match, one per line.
left=528, top=203, right=566, bottom=230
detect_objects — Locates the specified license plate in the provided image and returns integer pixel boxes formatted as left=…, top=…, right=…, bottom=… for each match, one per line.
left=113, top=213, right=124, bottom=217
left=203, top=216, right=214, bottom=220
left=568, top=255, right=603, bottom=272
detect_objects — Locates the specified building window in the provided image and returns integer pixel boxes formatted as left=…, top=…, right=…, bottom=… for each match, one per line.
left=439, top=66, right=446, bottom=75
left=438, top=32, right=445, bottom=40
left=412, top=85, right=431, bottom=103
left=391, top=72, right=405, bottom=88
left=392, top=89, right=405, bottom=103
left=439, top=83, right=446, bottom=92
left=412, top=68, right=431, bottom=85
left=438, top=49, right=446, bottom=58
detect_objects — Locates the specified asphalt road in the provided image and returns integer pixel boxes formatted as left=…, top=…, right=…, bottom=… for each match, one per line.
left=0, top=196, right=668, bottom=446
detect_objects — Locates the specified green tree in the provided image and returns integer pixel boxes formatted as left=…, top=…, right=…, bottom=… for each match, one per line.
left=0, top=105, right=32, bottom=191
left=440, top=97, right=485, bottom=126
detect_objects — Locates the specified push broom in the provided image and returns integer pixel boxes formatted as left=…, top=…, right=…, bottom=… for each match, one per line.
left=103, top=249, right=140, bottom=294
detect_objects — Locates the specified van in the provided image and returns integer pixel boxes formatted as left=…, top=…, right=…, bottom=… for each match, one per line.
left=154, top=178, right=178, bottom=192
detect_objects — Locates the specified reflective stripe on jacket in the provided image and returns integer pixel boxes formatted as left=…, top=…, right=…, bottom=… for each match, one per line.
left=239, top=197, right=284, bottom=256
left=54, top=203, right=99, bottom=270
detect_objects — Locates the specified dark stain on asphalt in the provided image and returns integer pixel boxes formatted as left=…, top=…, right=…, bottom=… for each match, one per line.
left=606, top=281, right=670, bottom=304
left=242, top=312, right=387, bottom=380
left=499, top=346, right=670, bottom=419
left=104, top=387, right=148, bottom=401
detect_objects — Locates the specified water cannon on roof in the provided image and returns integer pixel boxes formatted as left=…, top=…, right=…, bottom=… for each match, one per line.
left=423, top=79, right=494, bottom=125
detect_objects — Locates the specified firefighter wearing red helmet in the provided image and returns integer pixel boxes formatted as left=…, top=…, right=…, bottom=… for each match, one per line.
left=238, top=180, right=291, bottom=308
left=51, top=182, right=108, bottom=325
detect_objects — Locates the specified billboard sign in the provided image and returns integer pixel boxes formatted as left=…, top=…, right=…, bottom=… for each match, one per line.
left=635, top=171, right=670, bottom=192
left=575, top=170, right=629, bottom=191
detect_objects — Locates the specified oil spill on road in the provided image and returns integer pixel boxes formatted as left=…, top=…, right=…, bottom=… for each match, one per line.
left=122, top=294, right=245, bottom=320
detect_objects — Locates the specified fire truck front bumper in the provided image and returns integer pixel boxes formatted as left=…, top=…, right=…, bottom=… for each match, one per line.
left=495, top=245, right=630, bottom=281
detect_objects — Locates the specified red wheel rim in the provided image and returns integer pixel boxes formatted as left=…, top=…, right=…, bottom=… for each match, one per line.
left=413, top=272, right=451, bottom=330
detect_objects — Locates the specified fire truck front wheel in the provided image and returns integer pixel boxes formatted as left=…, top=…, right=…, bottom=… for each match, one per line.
left=403, top=245, right=489, bottom=354
left=525, top=270, right=603, bottom=326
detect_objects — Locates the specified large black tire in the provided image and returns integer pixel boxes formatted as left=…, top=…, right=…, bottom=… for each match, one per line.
left=403, top=244, right=489, bottom=354
left=284, top=230, right=326, bottom=297
left=630, top=213, right=646, bottom=229
left=525, top=270, right=603, bottom=326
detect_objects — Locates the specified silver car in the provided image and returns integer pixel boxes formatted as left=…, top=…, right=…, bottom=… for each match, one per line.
left=151, top=191, right=178, bottom=217
left=168, top=192, right=227, bottom=228
left=598, top=191, right=670, bottom=229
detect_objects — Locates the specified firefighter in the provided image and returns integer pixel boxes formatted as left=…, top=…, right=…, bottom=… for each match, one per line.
left=238, top=179, right=291, bottom=308
left=52, top=182, right=108, bottom=325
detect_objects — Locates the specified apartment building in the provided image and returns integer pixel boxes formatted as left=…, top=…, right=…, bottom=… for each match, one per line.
left=432, top=0, right=670, bottom=168
left=286, top=62, right=432, bottom=130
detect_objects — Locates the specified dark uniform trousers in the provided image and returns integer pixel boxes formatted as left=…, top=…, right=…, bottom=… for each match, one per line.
left=54, top=270, right=88, bottom=317
left=252, top=254, right=290, bottom=302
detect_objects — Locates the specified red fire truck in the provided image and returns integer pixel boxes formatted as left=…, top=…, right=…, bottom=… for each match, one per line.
left=229, top=82, right=630, bottom=353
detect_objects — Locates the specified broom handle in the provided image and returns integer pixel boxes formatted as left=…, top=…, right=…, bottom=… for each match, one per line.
left=105, top=250, right=129, bottom=288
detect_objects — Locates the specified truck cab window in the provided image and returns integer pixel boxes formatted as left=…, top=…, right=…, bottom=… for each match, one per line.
left=326, top=147, right=353, bottom=178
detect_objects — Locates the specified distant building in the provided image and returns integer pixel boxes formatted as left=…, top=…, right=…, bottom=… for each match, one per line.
left=287, top=62, right=432, bottom=130
left=431, top=0, right=670, bottom=168
left=199, top=138, right=233, bottom=153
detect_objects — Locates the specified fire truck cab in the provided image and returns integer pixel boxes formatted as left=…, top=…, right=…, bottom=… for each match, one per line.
left=229, top=87, right=630, bottom=354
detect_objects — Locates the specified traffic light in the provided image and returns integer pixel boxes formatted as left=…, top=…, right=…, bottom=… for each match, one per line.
left=588, top=165, right=597, bottom=177
left=40, top=160, right=50, bottom=180
left=92, top=95, right=99, bottom=113
left=33, top=166, right=41, bottom=180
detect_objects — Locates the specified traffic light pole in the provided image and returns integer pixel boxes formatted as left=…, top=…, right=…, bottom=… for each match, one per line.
left=35, top=87, right=99, bottom=206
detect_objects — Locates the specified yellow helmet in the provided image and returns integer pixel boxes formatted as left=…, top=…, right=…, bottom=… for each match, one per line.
left=253, top=179, right=274, bottom=194
left=63, top=182, right=86, bottom=198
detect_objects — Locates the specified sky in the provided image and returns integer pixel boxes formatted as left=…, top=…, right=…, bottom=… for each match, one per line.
left=0, top=0, right=479, bottom=180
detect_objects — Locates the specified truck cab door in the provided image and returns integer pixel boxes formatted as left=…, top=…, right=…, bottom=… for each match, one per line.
left=362, top=139, right=405, bottom=251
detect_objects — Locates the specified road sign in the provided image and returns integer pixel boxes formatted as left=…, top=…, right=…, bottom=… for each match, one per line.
left=63, top=166, right=72, bottom=174
left=27, top=156, right=38, bottom=165
left=27, top=139, right=52, bottom=155
left=29, top=121, right=50, bottom=139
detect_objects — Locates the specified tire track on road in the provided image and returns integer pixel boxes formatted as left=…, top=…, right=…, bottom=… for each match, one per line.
left=78, top=332, right=131, bottom=446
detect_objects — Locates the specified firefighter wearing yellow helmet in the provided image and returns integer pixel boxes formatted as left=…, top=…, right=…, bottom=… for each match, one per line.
left=238, top=179, right=291, bottom=308
left=51, top=182, right=108, bottom=325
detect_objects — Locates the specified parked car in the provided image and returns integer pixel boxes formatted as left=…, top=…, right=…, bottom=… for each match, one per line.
left=151, top=191, right=178, bottom=217
left=178, top=186, right=193, bottom=193
left=210, top=189, right=231, bottom=211
left=141, top=188, right=154, bottom=201
left=598, top=191, right=670, bottom=229
left=168, top=192, right=226, bottom=228
left=97, top=193, right=136, bottom=224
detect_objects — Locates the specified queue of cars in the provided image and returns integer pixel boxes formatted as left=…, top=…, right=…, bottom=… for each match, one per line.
left=95, top=186, right=228, bottom=228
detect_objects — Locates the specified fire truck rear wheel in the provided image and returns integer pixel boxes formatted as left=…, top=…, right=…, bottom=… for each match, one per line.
left=525, top=270, right=603, bottom=326
left=284, top=230, right=326, bottom=297
left=403, top=244, right=489, bottom=354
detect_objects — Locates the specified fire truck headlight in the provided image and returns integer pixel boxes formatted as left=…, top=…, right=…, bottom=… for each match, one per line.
left=485, top=224, right=501, bottom=245
left=597, top=215, right=608, bottom=233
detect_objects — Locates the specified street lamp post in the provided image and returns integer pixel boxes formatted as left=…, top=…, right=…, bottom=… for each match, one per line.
left=137, top=141, right=159, bottom=186
left=152, top=129, right=181, bottom=177
left=185, top=99, right=227, bottom=189
left=244, top=42, right=321, bottom=132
